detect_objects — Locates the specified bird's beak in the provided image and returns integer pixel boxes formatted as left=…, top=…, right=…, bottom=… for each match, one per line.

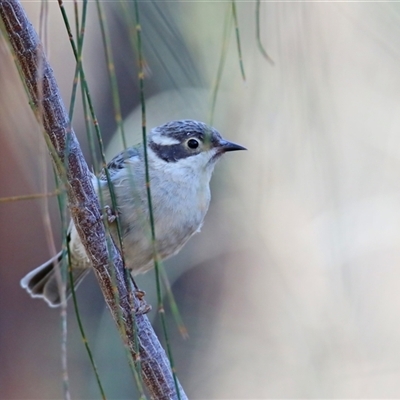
left=218, top=139, right=247, bottom=152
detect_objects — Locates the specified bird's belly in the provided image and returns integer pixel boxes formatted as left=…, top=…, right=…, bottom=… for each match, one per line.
left=111, top=173, right=211, bottom=274
left=121, top=207, right=205, bottom=274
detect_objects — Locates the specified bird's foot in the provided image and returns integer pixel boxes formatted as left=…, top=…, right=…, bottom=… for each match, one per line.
left=103, top=205, right=120, bottom=224
left=134, top=290, right=152, bottom=315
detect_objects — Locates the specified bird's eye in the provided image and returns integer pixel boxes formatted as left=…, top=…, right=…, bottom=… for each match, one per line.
left=187, top=138, right=199, bottom=149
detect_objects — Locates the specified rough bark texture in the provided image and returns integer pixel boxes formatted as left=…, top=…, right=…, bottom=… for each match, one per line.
left=0, top=1, right=187, bottom=398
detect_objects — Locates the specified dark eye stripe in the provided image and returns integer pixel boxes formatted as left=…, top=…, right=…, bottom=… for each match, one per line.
left=149, top=142, right=200, bottom=163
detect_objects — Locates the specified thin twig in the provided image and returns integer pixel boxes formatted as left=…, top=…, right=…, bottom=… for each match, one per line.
left=255, top=0, right=274, bottom=65
left=0, top=190, right=62, bottom=203
left=0, top=1, right=187, bottom=398
left=231, top=0, right=246, bottom=81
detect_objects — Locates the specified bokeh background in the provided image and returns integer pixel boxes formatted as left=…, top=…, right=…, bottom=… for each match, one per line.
left=2, top=1, right=400, bottom=398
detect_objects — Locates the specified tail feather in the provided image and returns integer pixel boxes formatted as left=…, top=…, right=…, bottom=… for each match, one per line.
left=20, top=252, right=89, bottom=307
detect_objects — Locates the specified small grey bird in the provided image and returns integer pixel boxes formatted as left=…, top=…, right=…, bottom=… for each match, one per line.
left=21, top=120, right=245, bottom=307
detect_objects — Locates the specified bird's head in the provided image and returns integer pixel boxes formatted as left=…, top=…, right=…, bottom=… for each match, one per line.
left=148, top=120, right=246, bottom=173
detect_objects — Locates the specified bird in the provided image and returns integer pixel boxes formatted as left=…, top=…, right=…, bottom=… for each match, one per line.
left=20, top=119, right=246, bottom=307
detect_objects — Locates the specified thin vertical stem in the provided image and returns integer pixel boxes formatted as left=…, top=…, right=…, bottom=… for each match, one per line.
left=133, top=1, right=181, bottom=398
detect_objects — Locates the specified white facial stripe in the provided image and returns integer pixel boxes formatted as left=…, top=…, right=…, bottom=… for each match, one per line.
left=151, top=134, right=180, bottom=146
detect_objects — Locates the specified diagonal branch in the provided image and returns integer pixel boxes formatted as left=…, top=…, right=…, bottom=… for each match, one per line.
left=0, top=1, right=186, bottom=399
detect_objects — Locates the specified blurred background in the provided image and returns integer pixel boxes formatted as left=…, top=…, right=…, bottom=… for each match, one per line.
left=2, top=1, right=400, bottom=398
